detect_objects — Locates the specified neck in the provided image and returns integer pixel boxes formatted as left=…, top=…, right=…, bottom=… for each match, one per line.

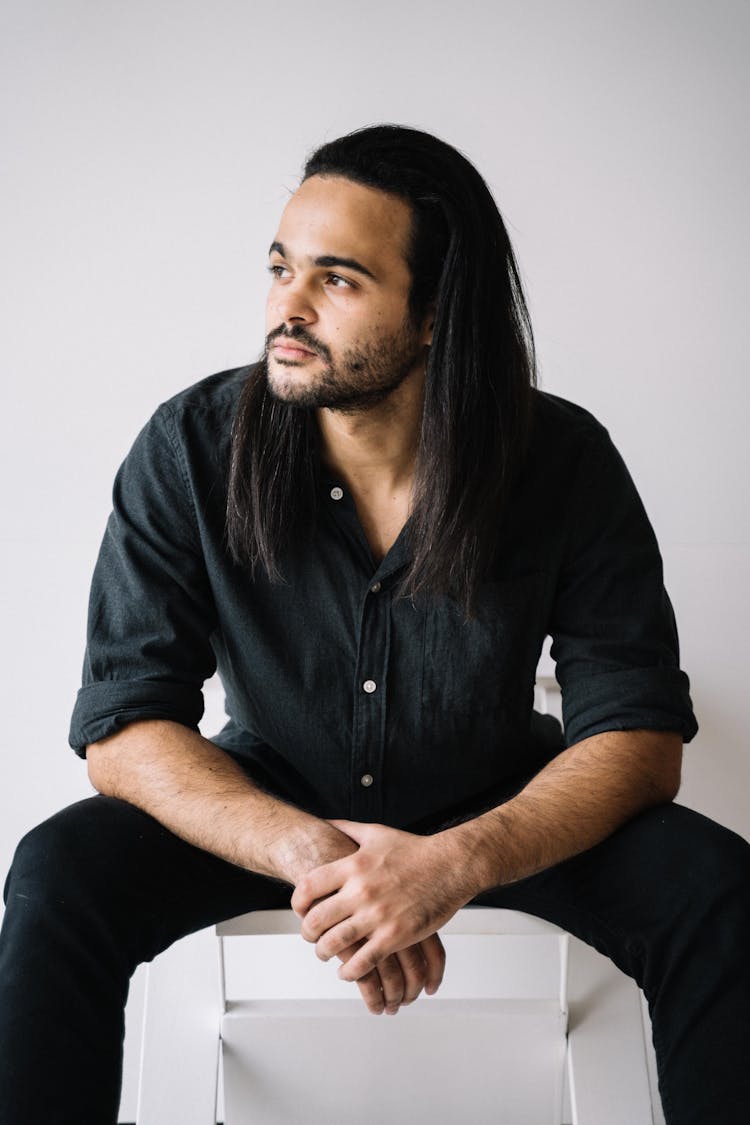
left=316, top=365, right=424, bottom=499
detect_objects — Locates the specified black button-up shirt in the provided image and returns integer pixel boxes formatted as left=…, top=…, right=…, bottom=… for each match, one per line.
left=69, top=366, right=697, bottom=830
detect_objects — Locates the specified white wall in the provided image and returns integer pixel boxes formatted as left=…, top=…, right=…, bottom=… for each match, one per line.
left=2, top=1, right=748, bottom=1119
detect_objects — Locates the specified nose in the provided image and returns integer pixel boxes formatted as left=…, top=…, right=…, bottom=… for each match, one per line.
left=270, top=276, right=317, bottom=328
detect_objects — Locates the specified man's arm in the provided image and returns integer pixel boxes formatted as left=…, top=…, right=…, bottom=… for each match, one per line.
left=86, top=719, right=351, bottom=883
left=86, top=719, right=445, bottom=1011
left=293, top=728, right=682, bottom=982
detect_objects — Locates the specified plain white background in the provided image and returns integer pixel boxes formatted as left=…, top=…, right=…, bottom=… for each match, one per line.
left=2, top=1, right=748, bottom=1118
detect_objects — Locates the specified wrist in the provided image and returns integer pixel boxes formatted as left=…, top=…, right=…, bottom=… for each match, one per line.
left=272, top=817, right=358, bottom=886
left=439, top=816, right=504, bottom=899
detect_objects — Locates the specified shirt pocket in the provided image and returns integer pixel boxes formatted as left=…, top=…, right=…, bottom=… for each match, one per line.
left=421, top=571, right=549, bottom=717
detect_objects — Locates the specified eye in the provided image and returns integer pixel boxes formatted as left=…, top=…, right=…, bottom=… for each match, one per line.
left=325, top=272, right=354, bottom=289
left=267, top=263, right=290, bottom=280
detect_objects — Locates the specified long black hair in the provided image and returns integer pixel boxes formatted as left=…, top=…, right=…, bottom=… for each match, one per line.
left=226, top=124, right=536, bottom=614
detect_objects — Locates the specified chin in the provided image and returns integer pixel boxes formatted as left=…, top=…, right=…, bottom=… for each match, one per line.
left=267, top=367, right=317, bottom=406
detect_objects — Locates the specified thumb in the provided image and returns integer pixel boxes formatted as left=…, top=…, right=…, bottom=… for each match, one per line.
left=329, top=818, right=371, bottom=844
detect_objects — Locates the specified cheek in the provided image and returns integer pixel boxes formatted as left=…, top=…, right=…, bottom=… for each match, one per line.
left=265, top=295, right=278, bottom=334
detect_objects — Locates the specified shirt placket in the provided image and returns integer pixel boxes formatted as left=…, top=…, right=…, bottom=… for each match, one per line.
left=349, top=576, right=390, bottom=821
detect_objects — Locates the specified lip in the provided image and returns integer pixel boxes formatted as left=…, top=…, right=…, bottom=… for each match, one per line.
left=272, top=341, right=316, bottom=358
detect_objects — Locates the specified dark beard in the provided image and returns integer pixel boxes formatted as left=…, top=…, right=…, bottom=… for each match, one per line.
left=263, top=323, right=423, bottom=415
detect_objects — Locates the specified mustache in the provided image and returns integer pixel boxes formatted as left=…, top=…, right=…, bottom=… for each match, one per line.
left=266, top=325, right=331, bottom=362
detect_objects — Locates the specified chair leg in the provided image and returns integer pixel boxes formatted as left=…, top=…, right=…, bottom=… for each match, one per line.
left=566, top=937, right=653, bottom=1125
left=136, top=926, right=220, bottom=1125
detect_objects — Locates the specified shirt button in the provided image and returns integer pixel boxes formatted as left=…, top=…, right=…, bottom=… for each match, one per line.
left=370, top=582, right=382, bottom=594
left=330, top=486, right=344, bottom=501
left=362, top=679, right=377, bottom=694
left=360, top=773, right=374, bottom=788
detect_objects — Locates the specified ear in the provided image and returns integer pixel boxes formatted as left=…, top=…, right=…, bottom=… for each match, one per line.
left=421, top=306, right=435, bottom=347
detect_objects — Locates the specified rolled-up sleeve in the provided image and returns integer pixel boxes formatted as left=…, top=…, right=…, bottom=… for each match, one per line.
left=549, top=428, right=698, bottom=748
left=68, top=404, right=218, bottom=756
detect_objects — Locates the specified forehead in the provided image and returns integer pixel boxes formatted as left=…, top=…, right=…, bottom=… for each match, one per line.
left=274, top=175, right=413, bottom=280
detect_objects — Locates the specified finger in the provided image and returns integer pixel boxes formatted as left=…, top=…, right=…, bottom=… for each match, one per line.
left=299, top=882, right=359, bottom=945
left=356, top=970, right=386, bottom=1015
left=375, top=953, right=406, bottom=1014
left=337, top=940, right=406, bottom=1013
left=291, top=859, right=348, bottom=917
left=337, top=935, right=388, bottom=984
left=395, top=944, right=428, bottom=1005
left=328, top=819, right=371, bottom=845
left=337, top=941, right=385, bottom=1015
left=314, top=916, right=364, bottom=962
left=420, top=933, right=447, bottom=995
left=300, top=894, right=355, bottom=944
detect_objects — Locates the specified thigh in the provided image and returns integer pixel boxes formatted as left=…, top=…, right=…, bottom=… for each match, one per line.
left=5, top=794, right=292, bottom=967
left=473, top=801, right=750, bottom=985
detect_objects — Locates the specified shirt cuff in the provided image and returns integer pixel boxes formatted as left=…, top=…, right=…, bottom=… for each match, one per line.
left=562, top=666, right=699, bottom=747
left=68, top=679, right=205, bottom=756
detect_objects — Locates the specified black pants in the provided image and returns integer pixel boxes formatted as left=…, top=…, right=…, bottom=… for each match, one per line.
left=1, top=796, right=749, bottom=1124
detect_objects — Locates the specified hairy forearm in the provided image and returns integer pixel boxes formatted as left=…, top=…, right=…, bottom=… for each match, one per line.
left=86, top=719, right=355, bottom=884
left=444, top=728, right=683, bottom=896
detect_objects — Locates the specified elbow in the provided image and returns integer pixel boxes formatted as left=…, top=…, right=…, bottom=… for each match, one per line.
left=84, top=719, right=168, bottom=797
left=650, top=732, right=683, bottom=805
left=661, top=770, right=682, bottom=804
left=656, top=776, right=681, bottom=806
left=86, top=740, right=118, bottom=796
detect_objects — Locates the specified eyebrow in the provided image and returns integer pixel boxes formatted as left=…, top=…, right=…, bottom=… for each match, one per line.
left=269, top=241, right=377, bottom=281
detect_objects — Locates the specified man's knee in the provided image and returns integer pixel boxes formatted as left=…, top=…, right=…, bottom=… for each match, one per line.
left=515, top=802, right=750, bottom=951
left=617, top=804, right=750, bottom=962
left=3, top=795, right=193, bottom=977
left=633, top=803, right=750, bottom=900
left=5, top=796, right=155, bottom=911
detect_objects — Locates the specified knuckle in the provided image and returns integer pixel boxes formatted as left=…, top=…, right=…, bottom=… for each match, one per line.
left=382, top=974, right=404, bottom=1003
left=381, top=921, right=399, bottom=946
left=358, top=883, right=376, bottom=906
left=364, top=951, right=380, bottom=976
left=378, top=956, right=400, bottom=984
left=403, top=945, right=425, bottom=970
left=340, top=922, right=358, bottom=947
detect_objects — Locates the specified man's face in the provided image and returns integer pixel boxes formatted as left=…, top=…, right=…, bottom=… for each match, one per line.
left=264, top=175, right=432, bottom=413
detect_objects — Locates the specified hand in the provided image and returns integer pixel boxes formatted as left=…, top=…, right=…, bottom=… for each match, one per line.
left=291, top=820, right=476, bottom=985
left=337, top=937, right=445, bottom=1015
left=285, top=818, right=440, bottom=1014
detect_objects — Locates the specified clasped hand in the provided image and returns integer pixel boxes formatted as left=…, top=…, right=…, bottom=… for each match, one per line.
left=291, top=821, right=475, bottom=1015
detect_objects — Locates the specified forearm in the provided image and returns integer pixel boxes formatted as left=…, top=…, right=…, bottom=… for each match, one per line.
left=443, top=728, right=683, bottom=897
left=85, top=719, right=355, bottom=884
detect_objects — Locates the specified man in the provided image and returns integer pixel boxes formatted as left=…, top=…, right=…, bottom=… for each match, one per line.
left=1, top=124, right=748, bottom=1124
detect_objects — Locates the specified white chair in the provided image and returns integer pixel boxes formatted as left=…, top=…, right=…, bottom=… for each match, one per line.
left=136, top=905, right=656, bottom=1124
